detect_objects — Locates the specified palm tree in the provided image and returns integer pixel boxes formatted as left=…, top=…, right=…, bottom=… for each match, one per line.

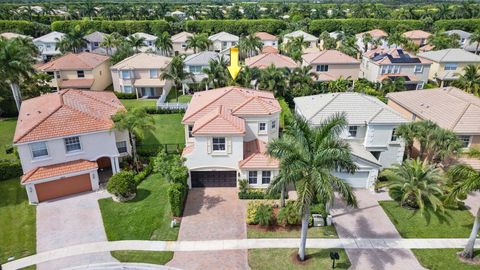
left=320, top=31, right=337, bottom=50
left=56, top=28, right=87, bottom=54
left=228, top=5, right=242, bottom=20
left=427, top=31, right=459, bottom=50
left=447, top=164, right=480, bottom=259
left=380, top=77, right=406, bottom=93
left=155, top=31, right=172, bottom=56
left=160, top=55, right=193, bottom=101
left=237, top=66, right=260, bottom=88
left=426, top=128, right=463, bottom=163
left=284, top=36, right=307, bottom=63
left=361, top=33, right=373, bottom=52
left=338, top=35, right=360, bottom=58
left=468, top=30, right=480, bottom=55
left=101, top=33, right=120, bottom=55
left=239, top=34, right=263, bottom=58
left=396, top=122, right=418, bottom=159
left=327, top=77, right=351, bottom=92
left=381, top=159, right=445, bottom=214
left=112, top=108, right=155, bottom=169
left=453, top=65, right=480, bottom=96
left=126, top=34, right=146, bottom=53
left=202, top=56, right=229, bottom=88
left=186, top=33, right=211, bottom=53
left=258, top=65, right=288, bottom=96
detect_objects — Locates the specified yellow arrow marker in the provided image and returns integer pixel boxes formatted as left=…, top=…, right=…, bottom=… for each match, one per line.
left=227, top=47, right=241, bottom=80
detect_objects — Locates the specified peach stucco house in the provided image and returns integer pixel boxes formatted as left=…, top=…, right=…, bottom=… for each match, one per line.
left=245, top=52, right=298, bottom=70
left=171, top=31, right=194, bottom=55
left=402, top=30, right=431, bottom=47
left=254, top=32, right=278, bottom=49
left=302, top=50, right=360, bottom=81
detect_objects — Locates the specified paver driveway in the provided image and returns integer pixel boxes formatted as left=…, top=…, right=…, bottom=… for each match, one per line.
left=36, top=190, right=117, bottom=270
left=167, top=188, right=249, bottom=270
left=331, top=189, right=425, bottom=270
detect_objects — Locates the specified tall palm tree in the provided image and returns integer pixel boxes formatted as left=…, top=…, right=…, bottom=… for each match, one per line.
left=258, top=65, right=287, bottom=96
left=361, top=33, right=373, bottom=52
left=101, top=33, right=119, bottom=55
left=427, top=31, right=459, bottom=50
left=396, top=122, right=418, bottom=159
left=155, top=31, right=172, bottom=56
left=56, top=28, right=87, bottom=54
left=239, top=34, right=263, bottom=58
left=380, top=77, right=406, bottom=93
left=237, top=66, right=260, bottom=88
left=126, top=34, right=146, bottom=53
left=267, top=113, right=357, bottom=261
left=338, top=35, right=360, bottom=58
left=447, top=164, right=480, bottom=259
left=202, top=56, right=229, bottom=88
left=186, top=33, right=211, bottom=53
left=468, top=30, right=480, bottom=55
left=284, top=36, right=307, bottom=63
left=453, top=65, right=480, bottom=96
left=426, top=127, right=463, bottom=163
left=160, top=55, right=193, bottom=101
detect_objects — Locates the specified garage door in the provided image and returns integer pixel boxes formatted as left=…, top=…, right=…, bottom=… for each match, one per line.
left=35, top=174, right=92, bottom=202
left=191, top=171, right=237, bottom=187
left=333, top=171, right=370, bottom=188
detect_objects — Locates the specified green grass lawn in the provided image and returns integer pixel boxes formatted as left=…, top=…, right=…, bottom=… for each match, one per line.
left=412, top=249, right=480, bottom=270
left=278, top=98, right=293, bottom=129
left=120, top=99, right=157, bottom=110
left=111, top=251, right=173, bottom=265
left=141, top=114, right=185, bottom=145
left=166, top=89, right=192, bottom=103
left=249, top=249, right=350, bottom=270
left=0, top=118, right=17, bottom=160
left=98, top=173, right=179, bottom=241
left=0, top=178, right=36, bottom=264
left=380, top=201, right=475, bottom=238
left=247, top=226, right=338, bottom=239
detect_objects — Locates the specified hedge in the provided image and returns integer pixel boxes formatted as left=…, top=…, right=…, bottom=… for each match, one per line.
left=144, top=107, right=186, bottom=114
left=433, top=19, right=480, bottom=32
left=309, top=19, right=424, bottom=35
left=0, top=20, right=50, bottom=37
left=185, top=19, right=287, bottom=36
left=51, top=20, right=170, bottom=36
left=114, top=92, right=136, bottom=99
left=0, top=159, right=23, bottom=181
left=238, top=189, right=283, bottom=200
left=168, top=182, right=188, bottom=217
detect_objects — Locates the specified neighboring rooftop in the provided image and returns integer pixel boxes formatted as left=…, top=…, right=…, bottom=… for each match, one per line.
left=184, top=51, right=227, bottom=66
left=37, top=52, right=110, bottom=71
left=364, top=48, right=431, bottom=64
left=402, top=30, right=431, bottom=39
left=239, top=139, right=279, bottom=169
left=33, top=31, right=65, bottom=43
left=171, top=31, right=193, bottom=43
left=356, top=29, right=388, bottom=39
left=245, top=52, right=299, bottom=69
left=111, top=53, right=172, bottom=70
left=418, top=48, right=480, bottom=63
left=387, top=87, right=480, bottom=134
left=444, top=30, right=471, bottom=39
left=302, top=50, right=360, bottom=64
left=261, top=46, right=279, bottom=54
left=130, top=32, right=157, bottom=40
left=84, top=31, right=106, bottom=43
left=0, top=32, right=30, bottom=39
left=22, top=160, right=98, bottom=183
left=254, top=32, right=277, bottom=41
left=284, top=30, right=318, bottom=42
left=208, top=31, right=239, bottom=42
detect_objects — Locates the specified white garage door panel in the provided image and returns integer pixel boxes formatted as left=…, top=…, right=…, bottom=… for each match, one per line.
left=334, top=171, right=369, bottom=188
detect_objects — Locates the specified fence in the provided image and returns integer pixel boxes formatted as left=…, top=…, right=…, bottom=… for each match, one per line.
left=156, top=103, right=189, bottom=110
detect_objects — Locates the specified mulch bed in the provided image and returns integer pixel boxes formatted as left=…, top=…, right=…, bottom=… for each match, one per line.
left=458, top=253, right=480, bottom=265
left=248, top=224, right=302, bottom=232
left=290, top=251, right=312, bottom=266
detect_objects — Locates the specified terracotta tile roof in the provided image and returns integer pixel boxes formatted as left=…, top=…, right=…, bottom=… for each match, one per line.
left=254, top=32, right=277, bottom=41
left=192, top=105, right=245, bottom=135
left=37, top=52, right=109, bottom=71
left=111, top=53, right=172, bottom=70
left=402, top=30, right=431, bottom=40
left=58, top=78, right=95, bottom=89
left=302, top=50, right=359, bottom=64
left=182, top=87, right=281, bottom=124
left=356, top=29, right=388, bottom=39
left=182, top=143, right=194, bottom=156
left=419, top=44, right=434, bottom=52
left=21, top=160, right=98, bottom=183
left=261, top=46, right=279, bottom=54
left=239, top=139, right=279, bottom=169
left=245, top=53, right=298, bottom=69
left=171, top=31, right=193, bottom=43
left=14, top=89, right=125, bottom=144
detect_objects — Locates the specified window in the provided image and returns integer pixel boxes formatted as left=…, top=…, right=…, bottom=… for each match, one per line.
left=122, top=85, right=132, bottom=93
left=458, top=135, right=471, bottom=148
left=262, top=171, right=271, bottom=184
left=181, top=43, right=187, bottom=48
left=149, top=69, right=158, bottom=78
left=391, top=128, right=398, bottom=142
left=116, top=141, right=128, bottom=153
left=148, top=41, right=153, bottom=46
left=189, top=65, right=204, bottom=74
left=46, top=71, right=54, bottom=77
left=259, top=122, right=267, bottom=132
left=316, top=65, right=329, bottom=72
left=46, top=44, right=51, bottom=49
left=348, top=126, right=358, bottom=137
left=248, top=171, right=258, bottom=184
left=444, top=63, right=457, bottom=71
left=414, top=65, right=423, bottom=73
left=370, top=151, right=381, bottom=160
left=212, top=137, right=226, bottom=151
left=93, top=42, right=99, bottom=47
left=380, top=65, right=401, bottom=74
left=77, top=70, right=85, bottom=78
left=272, top=42, right=276, bottom=46
left=56, top=72, right=60, bottom=79
left=121, top=70, right=131, bottom=79
left=271, top=120, right=276, bottom=129
left=64, top=136, right=81, bottom=153
left=188, top=125, right=193, bottom=138
left=223, top=41, right=228, bottom=47
left=30, top=142, right=48, bottom=158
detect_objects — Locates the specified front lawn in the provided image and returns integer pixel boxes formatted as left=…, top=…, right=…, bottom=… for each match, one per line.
left=412, top=249, right=480, bottom=270
left=0, top=118, right=17, bottom=160
left=98, top=173, right=179, bottom=241
left=120, top=99, right=156, bottom=110
left=248, top=249, right=350, bottom=270
left=248, top=226, right=338, bottom=239
left=166, top=89, right=192, bottom=103
left=141, top=114, right=185, bottom=145
left=380, top=201, right=475, bottom=238
left=111, top=251, right=173, bottom=265
left=0, top=178, right=36, bottom=264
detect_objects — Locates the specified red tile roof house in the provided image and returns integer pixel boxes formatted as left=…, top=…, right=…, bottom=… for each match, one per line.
left=13, top=89, right=131, bottom=204
left=245, top=52, right=299, bottom=70
left=302, top=50, right=361, bottom=81
left=254, top=32, right=278, bottom=49
left=181, top=86, right=280, bottom=188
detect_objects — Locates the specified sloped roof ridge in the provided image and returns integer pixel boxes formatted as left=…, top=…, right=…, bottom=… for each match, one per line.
left=193, top=105, right=244, bottom=133
left=308, top=93, right=340, bottom=121
left=248, top=53, right=269, bottom=66
left=232, top=95, right=272, bottom=115
left=360, top=93, right=407, bottom=121
left=450, top=103, right=472, bottom=130
left=62, top=91, right=114, bottom=124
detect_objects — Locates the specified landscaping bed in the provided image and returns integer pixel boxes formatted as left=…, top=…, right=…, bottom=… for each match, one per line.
left=247, top=225, right=337, bottom=239
left=412, top=249, right=480, bottom=270
left=111, top=250, right=174, bottom=265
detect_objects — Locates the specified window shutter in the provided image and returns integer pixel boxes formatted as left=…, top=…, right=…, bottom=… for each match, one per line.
left=227, top=137, right=232, bottom=154
left=207, top=137, right=212, bottom=154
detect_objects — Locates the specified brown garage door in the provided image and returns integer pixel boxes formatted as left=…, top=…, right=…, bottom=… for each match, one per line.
left=35, top=174, right=92, bottom=202
left=191, top=171, right=237, bottom=187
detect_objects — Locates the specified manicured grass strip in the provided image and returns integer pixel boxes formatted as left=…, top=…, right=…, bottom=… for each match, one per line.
left=141, top=114, right=185, bottom=145
left=412, top=249, right=480, bottom=270
left=111, top=251, right=173, bottom=265
left=120, top=99, right=156, bottom=110
left=379, top=201, right=474, bottom=238
left=278, top=98, right=293, bottom=129
left=249, top=249, right=350, bottom=270
left=99, top=174, right=179, bottom=241
left=0, top=178, right=36, bottom=264
left=166, top=89, right=192, bottom=103
left=0, top=118, right=18, bottom=160
left=247, top=226, right=338, bottom=239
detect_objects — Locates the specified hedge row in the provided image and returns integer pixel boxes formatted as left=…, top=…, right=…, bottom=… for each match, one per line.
left=185, top=19, right=287, bottom=36
left=309, top=19, right=424, bottom=35
left=433, top=19, right=480, bottom=32
left=0, top=20, right=50, bottom=37
left=238, top=189, right=282, bottom=200
left=0, top=159, right=23, bottom=181
left=168, top=182, right=188, bottom=217
left=51, top=20, right=170, bottom=36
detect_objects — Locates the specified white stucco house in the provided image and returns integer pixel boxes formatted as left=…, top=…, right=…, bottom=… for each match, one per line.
left=294, top=92, right=409, bottom=188
left=129, top=32, right=157, bottom=52
left=182, top=51, right=228, bottom=91
left=33, top=31, right=65, bottom=61
left=208, top=32, right=239, bottom=52
left=13, top=89, right=131, bottom=204
left=181, top=86, right=281, bottom=188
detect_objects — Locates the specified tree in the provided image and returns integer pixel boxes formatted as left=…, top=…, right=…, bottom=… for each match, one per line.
left=267, top=113, right=357, bottom=261
left=244, top=4, right=260, bottom=20
left=155, top=31, right=172, bottom=56
left=160, top=55, right=192, bottom=101
left=20, top=73, right=52, bottom=99
left=126, top=34, right=146, bottom=53
left=327, top=77, right=351, bottom=92
left=427, top=31, right=459, bottom=50
left=320, top=31, right=336, bottom=50
left=380, top=77, right=406, bottom=93
left=361, top=33, right=373, bottom=52
left=468, top=30, right=480, bottom=55
left=258, top=65, right=288, bottom=96
left=338, top=35, right=360, bottom=58
left=112, top=108, right=155, bottom=169
left=284, top=36, right=307, bottom=63
left=396, top=122, right=418, bottom=159
left=237, top=66, right=260, bottom=88
left=447, top=164, right=480, bottom=259
left=101, top=32, right=123, bottom=55
left=56, top=27, right=87, bottom=54
left=186, top=33, right=211, bottom=53
left=202, top=56, right=229, bottom=88
left=239, top=34, right=263, bottom=58
left=453, top=65, right=480, bottom=96
left=110, top=42, right=134, bottom=65
left=228, top=5, right=242, bottom=20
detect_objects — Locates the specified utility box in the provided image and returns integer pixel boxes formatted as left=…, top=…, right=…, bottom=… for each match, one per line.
left=312, top=214, right=324, bottom=227
left=326, top=215, right=333, bottom=226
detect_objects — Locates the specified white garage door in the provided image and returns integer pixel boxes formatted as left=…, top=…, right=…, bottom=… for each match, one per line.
left=334, top=171, right=370, bottom=188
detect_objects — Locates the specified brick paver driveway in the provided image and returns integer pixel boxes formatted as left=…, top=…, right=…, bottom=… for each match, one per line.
left=167, top=188, right=248, bottom=270
left=331, top=189, right=425, bottom=270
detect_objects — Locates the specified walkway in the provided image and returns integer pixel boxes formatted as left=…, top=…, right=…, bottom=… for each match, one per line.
left=4, top=238, right=479, bottom=270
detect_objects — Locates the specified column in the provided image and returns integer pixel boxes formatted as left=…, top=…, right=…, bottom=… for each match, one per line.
left=115, top=157, right=120, bottom=173
left=110, top=157, right=117, bottom=174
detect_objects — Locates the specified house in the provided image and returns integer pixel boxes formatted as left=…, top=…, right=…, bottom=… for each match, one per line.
left=129, top=32, right=157, bottom=52
left=183, top=51, right=228, bottom=90
left=245, top=52, right=298, bottom=70
left=208, top=32, right=239, bottom=52
left=283, top=30, right=319, bottom=53
left=36, top=52, right=112, bottom=91
left=360, top=48, right=431, bottom=90
left=181, top=87, right=281, bottom=188
left=33, top=31, right=65, bottom=61
left=110, top=53, right=173, bottom=98
left=356, top=29, right=388, bottom=53
left=170, top=10, right=186, bottom=19
left=171, top=31, right=194, bottom=55
left=0, top=32, right=30, bottom=40
left=261, top=46, right=279, bottom=54
left=254, top=32, right=278, bottom=48
left=84, top=31, right=107, bottom=54
left=418, top=48, right=480, bottom=87
left=387, top=87, right=480, bottom=170
left=294, top=92, right=408, bottom=188
left=13, top=89, right=131, bottom=204
left=444, top=30, right=471, bottom=46
left=302, top=50, right=360, bottom=81
left=402, top=30, right=431, bottom=47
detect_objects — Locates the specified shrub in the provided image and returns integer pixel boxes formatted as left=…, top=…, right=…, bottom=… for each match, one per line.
left=433, top=19, right=480, bottom=32
left=168, top=182, right=188, bottom=217
left=0, top=20, right=50, bottom=37
left=277, top=201, right=300, bottom=226
left=310, top=203, right=327, bottom=216
left=153, top=150, right=188, bottom=184
left=309, top=19, right=423, bottom=35
left=238, top=188, right=283, bottom=200
left=238, top=179, right=248, bottom=193
left=107, top=171, right=137, bottom=198
left=144, top=107, right=186, bottom=114
left=51, top=20, right=170, bottom=36
left=185, top=19, right=286, bottom=36
left=114, top=92, right=136, bottom=99
left=133, top=161, right=153, bottom=184
left=0, top=159, right=22, bottom=181
left=255, top=204, right=275, bottom=226
left=246, top=200, right=266, bottom=225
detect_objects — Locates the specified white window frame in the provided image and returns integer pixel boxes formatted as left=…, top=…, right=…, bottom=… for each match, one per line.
left=444, top=63, right=458, bottom=71
left=64, top=136, right=82, bottom=153
left=116, top=141, right=128, bottom=153
left=149, top=69, right=158, bottom=78
left=212, top=137, right=226, bottom=152
left=261, top=171, right=271, bottom=184
left=259, top=122, right=267, bottom=134
left=30, top=141, right=49, bottom=159
left=122, top=85, right=133, bottom=93
left=348, top=126, right=358, bottom=138
left=121, top=70, right=131, bottom=79
left=414, top=65, right=423, bottom=73
left=458, top=135, right=472, bottom=148
left=248, top=171, right=258, bottom=185
left=391, top=128, right=398, bottom=142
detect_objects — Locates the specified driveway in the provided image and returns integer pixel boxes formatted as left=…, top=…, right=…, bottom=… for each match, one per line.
left=331, top=189, right=425, bottom=270
left=36, top=190, right=117, bottom=270
left=167, top=188, right=249, bottom=270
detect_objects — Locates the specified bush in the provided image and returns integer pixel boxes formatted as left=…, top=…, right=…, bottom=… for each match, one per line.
left=310, top=203, right=327, bottom=216
left=277, top=201, right=300, bottom=226
left=433, top=19, right=480, bottom=32
left=168, top=182, right=188, bottom=217
left=246, top=201, right=262, bottom=225
left=255, top=204, right=275, bottom=226
left=144, top=107, right=186, bottom=114
left=133, top=161, right=153, bottom=184
left=238, top=188, right=283, bottom=200
left=51, top=20, right=170, bottom=36
left=0, top=159, right=22, bottom=181
left=238, top=179, right=248, bottom=193
left=114, top=92, right=136, bottom=99
left=107, top=171, right=137, bottom=198
left=185, top=19, right=286, bottom=36
left=153, top=150, right=188, bottom=184
left=0, top=20, right=50, bottom=37
left=309, top=19, right=423, bottom=35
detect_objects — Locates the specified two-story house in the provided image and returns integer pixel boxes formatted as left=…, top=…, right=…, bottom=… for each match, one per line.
left=110, top=53, right=173, bottom=98
left=254, top=32, right=278, bottom=49
left=129, top=32, right=157, bottom=52
left=294, top=92, right=408, bottom=188
left=387, top=87, right=480, bottom=170
left=182, top=51, right=228, bottom=91
left=13, top=89, right=131, bottom=204
left=302, top=50, right=360, bottom=81
left=171, top=31, right=194, bottom=55
left=36, top=52, right=112, bottom=91
left=208, top=32, right=239, bottom=53
left=402, top=30, right=431, bottom=47
left=33, top=31, right=65, bottom=61
left=181, top=87, right=281, bottom=188
left=245, top=52, right=298, bottom=70
left=361, top=48, right=432, bottom=90
left=84, top=31, right=107, bottom=54
left=283, top=30, right=319, bottom=53
left=356, top=29, right=388, bottom=53
left=418, top=48, right=480, bottom=87
left=444, top=30, right=471, bottom=46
